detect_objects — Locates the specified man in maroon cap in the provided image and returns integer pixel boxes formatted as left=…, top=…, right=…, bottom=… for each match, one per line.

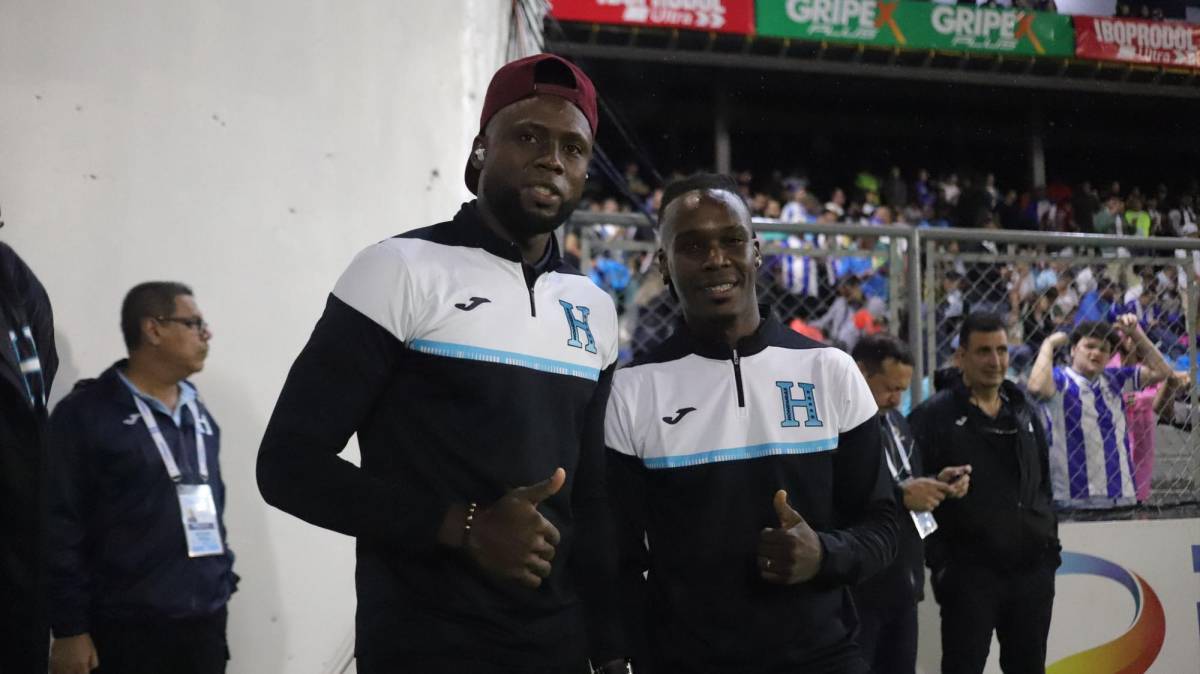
left=258, top=54, right=629, bottom=673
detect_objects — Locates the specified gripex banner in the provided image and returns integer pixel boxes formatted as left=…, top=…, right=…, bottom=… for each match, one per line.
left=1074, top=16, right=1200, bottom=68
left=755, top=0, right=1074, bottom=56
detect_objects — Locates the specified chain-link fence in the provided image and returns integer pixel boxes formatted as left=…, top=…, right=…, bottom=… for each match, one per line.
left=569, top=211, right=1200, bottom=520
left=571, top=213, right=915, bottom=366
left=921, top=228, right=1200, bottom=520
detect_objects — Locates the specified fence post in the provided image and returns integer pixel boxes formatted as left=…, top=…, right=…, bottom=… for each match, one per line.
left=888, top=236, right=902, bottom=337
left=1188, top=274, right=1198, bottom=501
left=907, top=229, right=924, bottom=406
left=924, top=239, right=939, bottom=398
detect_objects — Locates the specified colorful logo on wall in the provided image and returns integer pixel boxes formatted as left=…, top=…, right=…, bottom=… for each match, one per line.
left=1048, top=551, right=1165, bottom=674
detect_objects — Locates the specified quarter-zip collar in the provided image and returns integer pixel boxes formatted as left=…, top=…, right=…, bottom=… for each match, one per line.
left=449, top=201, right=563, bottom=273
left=667, top=305, right=779, bottom=361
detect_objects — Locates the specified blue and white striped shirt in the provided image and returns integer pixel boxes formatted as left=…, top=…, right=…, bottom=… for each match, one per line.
left=1045, top=366, right=1140, bottom=508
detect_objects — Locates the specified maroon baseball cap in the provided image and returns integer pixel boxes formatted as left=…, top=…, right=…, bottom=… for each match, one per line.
left=464, top=53, right=598, bottom=195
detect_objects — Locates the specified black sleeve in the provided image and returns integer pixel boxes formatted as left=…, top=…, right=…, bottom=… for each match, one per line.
left=46, top=397, right=93, bottom=637
left=256, top=295, right=448, bottom=552
left=813, top=415, right=899, bottom=586
left=567, top=365, right=624, bottom=663
left=907, top=402, right=941, bottom=477
left=605, top=447, right=650, bottom=665
left=0, top=242, right=57, bottom=392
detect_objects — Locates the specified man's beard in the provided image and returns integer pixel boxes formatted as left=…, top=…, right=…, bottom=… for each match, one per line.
left=481, top=182, right=577, bottom=240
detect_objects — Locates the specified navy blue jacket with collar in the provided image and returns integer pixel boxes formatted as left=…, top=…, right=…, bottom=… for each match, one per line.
left=47, top=361, right=235, bottom=636
left=257, top=202, right=621, bottom=669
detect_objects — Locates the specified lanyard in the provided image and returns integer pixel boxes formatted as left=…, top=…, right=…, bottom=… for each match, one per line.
left=881, top=416, right=914, bottom=481
left=132, top=394, right=208, bottom=483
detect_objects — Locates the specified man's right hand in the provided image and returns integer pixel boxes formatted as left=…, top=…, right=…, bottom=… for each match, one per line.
left=50, top=633, right=99, bottom=674
left=901, top=477, right=953, bottom=512
left=465, top=468, right=565, bottom=589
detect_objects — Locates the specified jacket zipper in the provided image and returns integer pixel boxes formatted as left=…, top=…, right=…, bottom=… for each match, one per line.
left=521, top=261, right=538, bottom=317
left=732, top=349, right=745, bottom=408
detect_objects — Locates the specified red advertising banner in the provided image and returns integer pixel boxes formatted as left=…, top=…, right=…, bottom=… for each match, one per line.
left=1074, top=16, right=1200, bottom=68
left=549, top=0, right=755, bottom=35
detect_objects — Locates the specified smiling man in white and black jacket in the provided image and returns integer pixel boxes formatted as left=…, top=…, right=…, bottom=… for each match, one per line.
left=604, top=174, right=899, bottom=674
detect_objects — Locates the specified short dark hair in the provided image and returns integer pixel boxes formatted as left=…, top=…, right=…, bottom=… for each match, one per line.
left=851, top=333, right=913, bottom=376
left=1070, top=320, right=1119, bottom=350
left=958, top=312, right=1007, bottom=350
left=659, top=173, right=746, bottom=226
left=121, top=282, right=194, bottom=350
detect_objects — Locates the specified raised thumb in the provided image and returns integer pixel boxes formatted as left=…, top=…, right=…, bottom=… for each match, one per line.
left=512, top=467, right=566, bottom=504
left=774, top=489, right=804, bottom=528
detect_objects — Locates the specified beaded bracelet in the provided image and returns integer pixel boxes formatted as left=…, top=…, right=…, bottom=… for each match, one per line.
left=463, top=502, right=478, bottom=547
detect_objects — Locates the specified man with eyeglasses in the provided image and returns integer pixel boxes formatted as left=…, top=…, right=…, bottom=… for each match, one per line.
left=909, top=312, right=1059, bottom=674
left=47, top=282, right=236, bottom=674
left=0, top=226, right=58, bottom=674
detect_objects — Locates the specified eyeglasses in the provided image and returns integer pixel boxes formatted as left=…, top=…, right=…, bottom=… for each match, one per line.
left=156, top=316, right=209, bottom=332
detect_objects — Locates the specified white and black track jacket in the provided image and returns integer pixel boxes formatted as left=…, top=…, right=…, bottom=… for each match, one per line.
left=257, top=202, right=620, bottom=668
left=605, top=317, right=898, bottom=671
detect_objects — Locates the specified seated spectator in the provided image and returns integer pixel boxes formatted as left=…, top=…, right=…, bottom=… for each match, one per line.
left=1092, top=195, right=1123, bottom=236
left=1167, top=194, right=1197, bottom=236
left=1074, top=276, right=1117, bottom=325
left=825, top=187, right=847, bottom=219
left=811, top=275, right=867, bottom=351
left=1124, top=196, right=1152, bottom=239
left=1146, top=288, right=1186, bottom=352
left=1028, top=317, right=1172, bottom=508
left=1024, top=288, right=1060, bottom=353
left=588, top=250, right=632, bottom=314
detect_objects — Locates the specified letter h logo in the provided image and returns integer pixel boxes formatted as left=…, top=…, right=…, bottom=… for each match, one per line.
left=776, top=381, right=824, bottom=428
left=559, top=300, right=597, bottom=354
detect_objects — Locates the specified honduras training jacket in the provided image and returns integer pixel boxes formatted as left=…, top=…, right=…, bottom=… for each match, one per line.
left=257, top=202, right=621, bottom=668
left=605, top=316, right=898, bottom=672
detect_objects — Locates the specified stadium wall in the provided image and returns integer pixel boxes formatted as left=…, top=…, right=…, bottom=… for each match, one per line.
left=0, top=1, right=508, bottom=672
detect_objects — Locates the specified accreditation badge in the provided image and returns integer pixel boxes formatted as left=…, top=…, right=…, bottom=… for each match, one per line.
left=911, top=510, right=938, bottom=540
left=177, top=483, right=225, bottom=558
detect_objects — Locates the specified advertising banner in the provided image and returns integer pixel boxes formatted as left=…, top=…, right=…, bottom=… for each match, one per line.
left=1075, top=16, right=1200, bottom=68
left=755, top=1, right=1073, bottom=57
left=549, top=0, right=756, bottom=35
left=1045, top=519, right=1200, bottom=673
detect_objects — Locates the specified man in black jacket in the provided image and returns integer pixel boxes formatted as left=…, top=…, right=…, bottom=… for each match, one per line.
left=909, top=312, right=1060, bottom=674
left=257, top=54, right=626, bottom=674
left=605, top=174, right=898, bottom=673
left=0, top=236, right=58, bottom=674
left=850, top=334, right=970, bottom=674
left=48, top=282, right=233, bottom=674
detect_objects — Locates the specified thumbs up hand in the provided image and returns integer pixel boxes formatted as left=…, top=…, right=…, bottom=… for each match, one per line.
left=758, top=490, right=823, bottom=585
left=466, top=468, right=565, bottom=589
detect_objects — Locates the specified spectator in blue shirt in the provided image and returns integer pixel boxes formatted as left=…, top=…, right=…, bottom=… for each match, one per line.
left=1074, top=277, right=1117, bottom=326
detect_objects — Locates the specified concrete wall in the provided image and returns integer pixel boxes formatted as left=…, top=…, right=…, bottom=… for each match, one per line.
left=0, top=1, right=509, bottom=672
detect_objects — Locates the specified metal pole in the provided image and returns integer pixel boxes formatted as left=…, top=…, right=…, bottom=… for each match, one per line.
left=1187, top=273, right=1198, bottom=506
left=925, top=239, right=939, bottom=398
left=888, top=234, right=902, bottom=336
left=907, top=229, right=924, bottom=406
left=1030, top=101, right=1046, bottom=189
left=580, top=234, right=593, bottom=276
left=715, top=80, right=731, bottom=175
